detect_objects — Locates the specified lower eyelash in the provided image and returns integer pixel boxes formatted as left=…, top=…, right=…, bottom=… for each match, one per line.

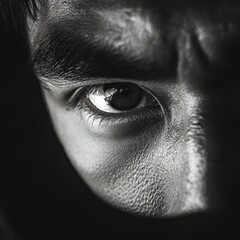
left=79, top=100, right=163, bottom=126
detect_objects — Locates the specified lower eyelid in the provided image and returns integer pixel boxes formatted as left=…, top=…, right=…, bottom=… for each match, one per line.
left=78, top=103, right=165, bottom=140
left=78, top=99, right=163, bottom=127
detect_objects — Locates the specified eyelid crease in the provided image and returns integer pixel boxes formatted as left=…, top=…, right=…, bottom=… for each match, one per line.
left=38, top=75, right=82, bottom=91
left=38, top=74, right=159, bottom=92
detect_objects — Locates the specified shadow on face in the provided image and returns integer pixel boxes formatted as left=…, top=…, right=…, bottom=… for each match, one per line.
left=26, top=0, right=240, bottom=219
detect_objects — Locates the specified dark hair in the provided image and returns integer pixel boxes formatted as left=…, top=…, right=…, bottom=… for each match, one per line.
left=0, top=0, right=45, bottom=30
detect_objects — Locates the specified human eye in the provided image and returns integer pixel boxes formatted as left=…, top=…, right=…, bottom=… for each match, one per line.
left=67, top=82, right=164, bottom=126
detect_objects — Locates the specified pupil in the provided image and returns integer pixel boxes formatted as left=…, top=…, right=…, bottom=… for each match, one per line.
left=103, top=83, right=143, bottom=111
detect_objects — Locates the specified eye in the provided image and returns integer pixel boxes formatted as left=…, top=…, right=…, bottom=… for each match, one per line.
left=86, top=82, right=158, bottom=114
left=66, top=82, right=163, bottom=128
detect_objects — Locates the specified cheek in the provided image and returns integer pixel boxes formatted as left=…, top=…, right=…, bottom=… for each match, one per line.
left=43, top=90, right=188, bottom=217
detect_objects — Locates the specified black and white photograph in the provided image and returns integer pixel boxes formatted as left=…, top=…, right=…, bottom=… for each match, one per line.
left=1, top=0, right=240, bottom=238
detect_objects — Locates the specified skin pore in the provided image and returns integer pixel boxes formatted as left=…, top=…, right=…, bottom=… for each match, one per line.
left=27, top=0, right=240, bottom=217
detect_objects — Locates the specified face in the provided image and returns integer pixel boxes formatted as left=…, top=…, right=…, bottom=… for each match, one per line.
left=27, top=0, right=240, bottom=217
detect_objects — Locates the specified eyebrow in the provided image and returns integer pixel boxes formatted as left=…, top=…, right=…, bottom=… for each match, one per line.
left=32, top=20, right=177, bottom=86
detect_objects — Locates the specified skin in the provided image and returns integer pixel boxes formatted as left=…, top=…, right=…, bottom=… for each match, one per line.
left=27, top=0, right=240, bottom=217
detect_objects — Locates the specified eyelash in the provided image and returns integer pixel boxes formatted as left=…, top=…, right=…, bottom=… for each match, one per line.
left=66, top=84, right=163, bottom=125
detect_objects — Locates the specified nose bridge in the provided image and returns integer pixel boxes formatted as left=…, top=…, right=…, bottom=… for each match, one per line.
left=181, top=85, right=227, bottom=212
left=181, top=69, right=240, bottom=212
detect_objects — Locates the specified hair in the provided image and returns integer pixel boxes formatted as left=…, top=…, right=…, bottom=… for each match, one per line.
left=0, top=0, right=45, bottom=31
left=0, top=0, right=47, bottom=68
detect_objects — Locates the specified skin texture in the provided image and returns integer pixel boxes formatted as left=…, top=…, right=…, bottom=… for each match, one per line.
left=27, top=0, right=240, bottom=217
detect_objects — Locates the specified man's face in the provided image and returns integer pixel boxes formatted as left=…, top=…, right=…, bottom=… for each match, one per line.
left=28, top=0, right=240, bottom=217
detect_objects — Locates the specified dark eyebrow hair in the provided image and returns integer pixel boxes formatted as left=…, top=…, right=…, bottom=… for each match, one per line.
left=32, top=21, right=177, bottom=86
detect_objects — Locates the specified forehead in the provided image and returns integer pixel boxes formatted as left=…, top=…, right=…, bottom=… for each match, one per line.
left=39, top=0, right=240, bottom=43
left=39, top=0, right=240, bottom=38
left=45, top=0, right=239, bottom=16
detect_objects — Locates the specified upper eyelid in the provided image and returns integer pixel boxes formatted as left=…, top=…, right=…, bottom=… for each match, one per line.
left=38, top=74, right=151, bottom=92
left=38, top=75, right=81, bottom=91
